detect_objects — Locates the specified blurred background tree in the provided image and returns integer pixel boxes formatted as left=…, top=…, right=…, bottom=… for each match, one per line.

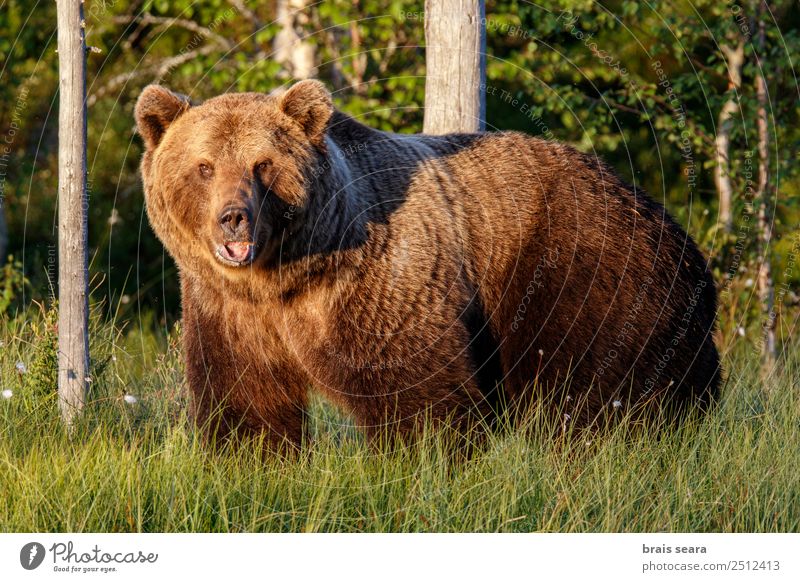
left=0, top=0, right=797, bottom=358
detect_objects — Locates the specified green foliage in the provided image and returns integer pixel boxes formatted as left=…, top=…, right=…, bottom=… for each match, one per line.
left=1, top=0, right=797, bottom=335
left=21, top=304, right=58, bottom=403
left=9, top=301, right=118, bottom=418
left=0, top=257, right=29, bottom=316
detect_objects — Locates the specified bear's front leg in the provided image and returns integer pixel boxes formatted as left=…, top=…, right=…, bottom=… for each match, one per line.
left=181, top=293, right=310, bottom=454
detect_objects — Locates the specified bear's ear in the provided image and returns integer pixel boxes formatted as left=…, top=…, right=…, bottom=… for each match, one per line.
left=135, top=85, right=191, bottom=150
left=279, top=80, right=333, bottom=142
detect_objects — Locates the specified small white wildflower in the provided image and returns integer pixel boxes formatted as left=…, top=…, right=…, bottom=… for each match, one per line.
left=566, top=395, right=572, bottom=402
left=123, top=394, right=138, bottom=405
left=15, top=361, right=26, bottom=374
left=111, top=355, right=117, bottom=362
left=612, top=400, right=622, bottom=409
left=1, top=389, right=12, bottom=399
left=702, top=208, right=709, bottom=216
left=564, top=413, right=571, bottom=421
left=121, top=294, right=131, bottom=305
left=744, top=278, right=754, bottom=288
left=668, top=380, right=675, bottom=387
left=108, top=208, right=121, bottom=226
left=737, top=326, right=746, bottom=337
left=538, top=349, right=544, bottom=356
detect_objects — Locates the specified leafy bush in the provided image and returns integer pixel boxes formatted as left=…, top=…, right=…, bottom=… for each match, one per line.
left=0, top=256, right=29, bottom=317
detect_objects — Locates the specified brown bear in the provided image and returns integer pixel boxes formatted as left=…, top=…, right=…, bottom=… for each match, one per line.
left=134, top=80, right=720, bottom=451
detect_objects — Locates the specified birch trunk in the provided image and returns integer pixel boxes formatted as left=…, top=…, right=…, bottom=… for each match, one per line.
left=754, top=0, right=777, bottom=378
left=274, top=0, right=316, bottom=80
left=715, top=41, right=745, bottom=233
left=423, top=0, right=486, bottom=134
left=56, top=0, right=90, bottom=426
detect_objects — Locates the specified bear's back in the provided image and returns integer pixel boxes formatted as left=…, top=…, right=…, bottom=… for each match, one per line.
left=327, top=118, right=719, bottom=418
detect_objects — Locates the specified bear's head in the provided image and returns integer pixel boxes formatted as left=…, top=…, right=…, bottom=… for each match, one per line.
left=134, top=80, right=334, bottom=277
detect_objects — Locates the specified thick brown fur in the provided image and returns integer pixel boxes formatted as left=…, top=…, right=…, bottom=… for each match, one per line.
left=135, top=80, right=720, bottom=451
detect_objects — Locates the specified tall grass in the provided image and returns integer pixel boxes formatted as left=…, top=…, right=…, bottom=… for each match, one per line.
left=1, top=308, right=798, bottom=532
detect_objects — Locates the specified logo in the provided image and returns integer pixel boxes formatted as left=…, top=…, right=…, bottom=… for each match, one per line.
left=20, top=542, right=46, bottom=570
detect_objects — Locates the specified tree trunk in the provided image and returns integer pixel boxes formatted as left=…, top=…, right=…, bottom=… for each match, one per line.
left=754, top=0, right=776, bottom=378
left=274, top=0, right=316, bottom=80
left=57, top=0, right=90, bottom=427
left=423, top=0, right=486, bottom=134
left=715, top=41, right=745, bottom=233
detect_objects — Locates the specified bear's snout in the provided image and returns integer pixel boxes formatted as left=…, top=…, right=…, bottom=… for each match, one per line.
left=215, top=205, right=256, bottom=266
left=218, top=206, right=252, bottom=239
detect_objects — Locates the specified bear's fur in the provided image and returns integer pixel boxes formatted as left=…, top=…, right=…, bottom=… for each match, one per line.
left=135, top=80, right=720, bottom=450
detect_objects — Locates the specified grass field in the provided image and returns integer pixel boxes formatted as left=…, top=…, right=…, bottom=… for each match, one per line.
left=1, top=307, right=798, bottom=532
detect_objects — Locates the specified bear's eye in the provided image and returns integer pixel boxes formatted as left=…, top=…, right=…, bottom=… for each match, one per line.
left=255, top=161, right=272, bottom=173
left=198, top=163, right=213, bottom=178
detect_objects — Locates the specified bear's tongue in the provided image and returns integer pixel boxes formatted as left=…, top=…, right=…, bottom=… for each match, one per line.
left=224, top=242, right=251, bottom=262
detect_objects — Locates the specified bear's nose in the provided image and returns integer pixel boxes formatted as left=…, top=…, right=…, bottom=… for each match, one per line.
left=218, top=206, right=251, bottom=238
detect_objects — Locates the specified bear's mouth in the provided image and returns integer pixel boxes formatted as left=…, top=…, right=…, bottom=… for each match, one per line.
left=215, top=241, right=255, bottom=267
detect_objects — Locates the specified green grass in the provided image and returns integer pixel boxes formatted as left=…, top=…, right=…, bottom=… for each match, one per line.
left=1, top=308, right=798, bottom=532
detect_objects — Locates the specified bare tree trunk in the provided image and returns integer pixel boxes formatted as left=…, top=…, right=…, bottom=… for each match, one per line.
left=423, top=0, right=486, bottom=134
left=715, top=41, right=745, bottom=233
left=274, top=0, right=316, bottom=80
left=57, top=0, right=90, bottom=427
left=348, top=3, right=367, bottom=94
left=754, top=0, right=776, bottom=378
